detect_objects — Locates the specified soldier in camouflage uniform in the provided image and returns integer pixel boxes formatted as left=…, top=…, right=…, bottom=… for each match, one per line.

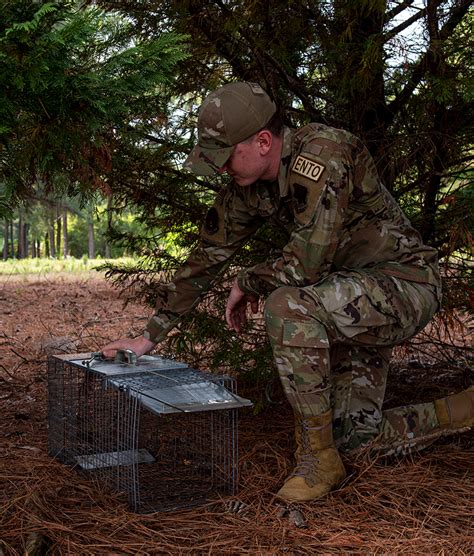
left=103, top=82, right=474, bottom=502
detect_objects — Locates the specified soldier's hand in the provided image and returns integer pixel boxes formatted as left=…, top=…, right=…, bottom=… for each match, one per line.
left=101, top=336, right=155, bottom=360
left=226, top=279, right=258, bottom=333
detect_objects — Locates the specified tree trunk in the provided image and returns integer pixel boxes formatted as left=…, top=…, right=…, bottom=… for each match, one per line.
left=56, top=205, right=61, bottom=258
left=23, top=222, right=29, bottom=258
left=9, top=221, right=13, bottom=258
left=88, top=221, right=95, bottom=259
left=2, top=220, right=8, bottom=260
left=36, top=239, right=41, bottom=258
left=62, top=207, right=68, bottom=258
left=49, top=220, right=56, bottom=258
left=45, top=232, right=50, bottom=258
left=105, top=196, right=112, bottom=258
left=420, top=0, right=449, bottom=243
left=18, top=211, right=25, bottom=259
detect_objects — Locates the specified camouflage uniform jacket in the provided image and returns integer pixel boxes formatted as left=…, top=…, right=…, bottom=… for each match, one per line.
left=145, top=124, right=441, bottom=343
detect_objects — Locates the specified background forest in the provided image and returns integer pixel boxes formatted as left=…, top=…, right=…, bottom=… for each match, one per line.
left=1, top=0, right=472, bottom=381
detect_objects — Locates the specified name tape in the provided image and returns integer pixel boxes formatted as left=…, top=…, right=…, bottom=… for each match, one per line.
left=292, top=155, right=325, bottom=182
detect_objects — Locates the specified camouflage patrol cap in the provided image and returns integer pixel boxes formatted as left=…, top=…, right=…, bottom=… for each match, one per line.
left=184, top=82, right=277, bottom=176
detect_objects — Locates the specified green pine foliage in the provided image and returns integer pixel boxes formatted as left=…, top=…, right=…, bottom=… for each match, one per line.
left=0, top=0, right=189, bottom=208
left=96, top=2, right=472, bottom=383
left=1, top=1, right=471, bottom=391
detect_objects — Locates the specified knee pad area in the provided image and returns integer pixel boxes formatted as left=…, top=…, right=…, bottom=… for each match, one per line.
left=264, top=287, right=300, bottom=322
left=264, top=287, right=330, bottom=349
left=264, top=286, right=327, bottom=321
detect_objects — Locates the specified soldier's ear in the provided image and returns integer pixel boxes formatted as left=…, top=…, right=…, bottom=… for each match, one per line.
left=256, top=130, right=272, bottom=155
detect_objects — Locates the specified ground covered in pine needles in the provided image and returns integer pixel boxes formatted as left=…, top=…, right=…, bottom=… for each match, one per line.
left=1, top=272, right=473, bottom=555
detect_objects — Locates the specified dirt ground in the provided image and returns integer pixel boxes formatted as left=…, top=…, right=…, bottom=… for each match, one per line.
left=0, top=272, right=473, bottom=555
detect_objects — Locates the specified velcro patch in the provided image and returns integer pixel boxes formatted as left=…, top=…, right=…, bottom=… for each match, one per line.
left=292, top=183, right=308, bottom=213
left=248, top=82, right=265, bottom=95
left=204, top=207, right=220, bottom=235
left=201, top=202, right=226, bottom=245
left=292, top=155, right=325, bottom=182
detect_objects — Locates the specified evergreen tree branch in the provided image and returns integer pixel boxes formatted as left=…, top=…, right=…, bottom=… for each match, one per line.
left=385, top=0, right=416, bottom=23
left=384, top=7, right=427, bottom=42
left=386, top=0, right=471, bottom=124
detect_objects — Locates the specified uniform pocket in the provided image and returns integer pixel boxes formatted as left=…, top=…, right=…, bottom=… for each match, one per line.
left=282, top=319, right=330, bottom=348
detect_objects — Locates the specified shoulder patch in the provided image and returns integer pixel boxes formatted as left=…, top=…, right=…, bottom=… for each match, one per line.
left=201, top=189, right=229, bottom=245
left=292, top=155, right=325, bottom=182
left=204, top=207, right=220, bottom=235
left=292, top=182, right=308, bottom=213
left=304, top=143, right=323, bottom=156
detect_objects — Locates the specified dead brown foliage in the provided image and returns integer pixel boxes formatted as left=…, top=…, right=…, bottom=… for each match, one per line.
left=0, top=273, right=473, bottom=555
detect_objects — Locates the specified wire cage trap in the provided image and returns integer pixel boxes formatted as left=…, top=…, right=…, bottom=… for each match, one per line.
left=47, top=352, right=252, bottom=513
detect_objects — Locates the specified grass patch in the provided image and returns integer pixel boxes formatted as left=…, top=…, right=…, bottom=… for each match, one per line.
left=0, top=257, right=137, bottom=276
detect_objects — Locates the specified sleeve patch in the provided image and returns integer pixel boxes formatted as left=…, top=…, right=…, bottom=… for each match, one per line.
left=201, top=201, right=227, bottom=245
left=204, top=207, right=220, bottom=235
left=292, top=155, right=325, bottom=182
left=292, top=182, right=308, bottom=213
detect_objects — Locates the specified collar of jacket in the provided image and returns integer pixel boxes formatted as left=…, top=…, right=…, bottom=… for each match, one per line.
left=277, top=126, right=294, bottom=198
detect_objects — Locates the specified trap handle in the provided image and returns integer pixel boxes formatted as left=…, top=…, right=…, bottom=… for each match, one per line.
left=114, top=349, right=138, bottom=365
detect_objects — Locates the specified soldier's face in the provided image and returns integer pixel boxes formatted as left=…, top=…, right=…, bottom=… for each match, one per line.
left=219, top=136, right=269, bottom=186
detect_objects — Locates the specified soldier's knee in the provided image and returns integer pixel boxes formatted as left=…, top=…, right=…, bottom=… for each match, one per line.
left=264, top=287, right=331, bottom=348
left=263, top=286, right=298, bottom=322
left=264, top=287, right=301, bottom=341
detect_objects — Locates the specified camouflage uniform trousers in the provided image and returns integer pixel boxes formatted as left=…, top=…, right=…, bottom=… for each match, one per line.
left=264, top=270, right=440, bottom=455
left=330, top=345, right=444, bottom=456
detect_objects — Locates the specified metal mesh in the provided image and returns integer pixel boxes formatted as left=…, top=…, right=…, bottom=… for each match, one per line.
left=47, top=355, right=245, bottom=513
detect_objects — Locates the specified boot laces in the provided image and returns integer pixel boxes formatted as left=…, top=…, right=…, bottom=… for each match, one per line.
left=290, top=421, right=318, bottom=480
left=290, top=454, right=318, bottom=479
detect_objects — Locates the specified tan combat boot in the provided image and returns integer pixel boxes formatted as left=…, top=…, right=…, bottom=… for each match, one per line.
left=276, top=409, right=346, bottom=502
left=434, top=385, right=474, bottom=430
